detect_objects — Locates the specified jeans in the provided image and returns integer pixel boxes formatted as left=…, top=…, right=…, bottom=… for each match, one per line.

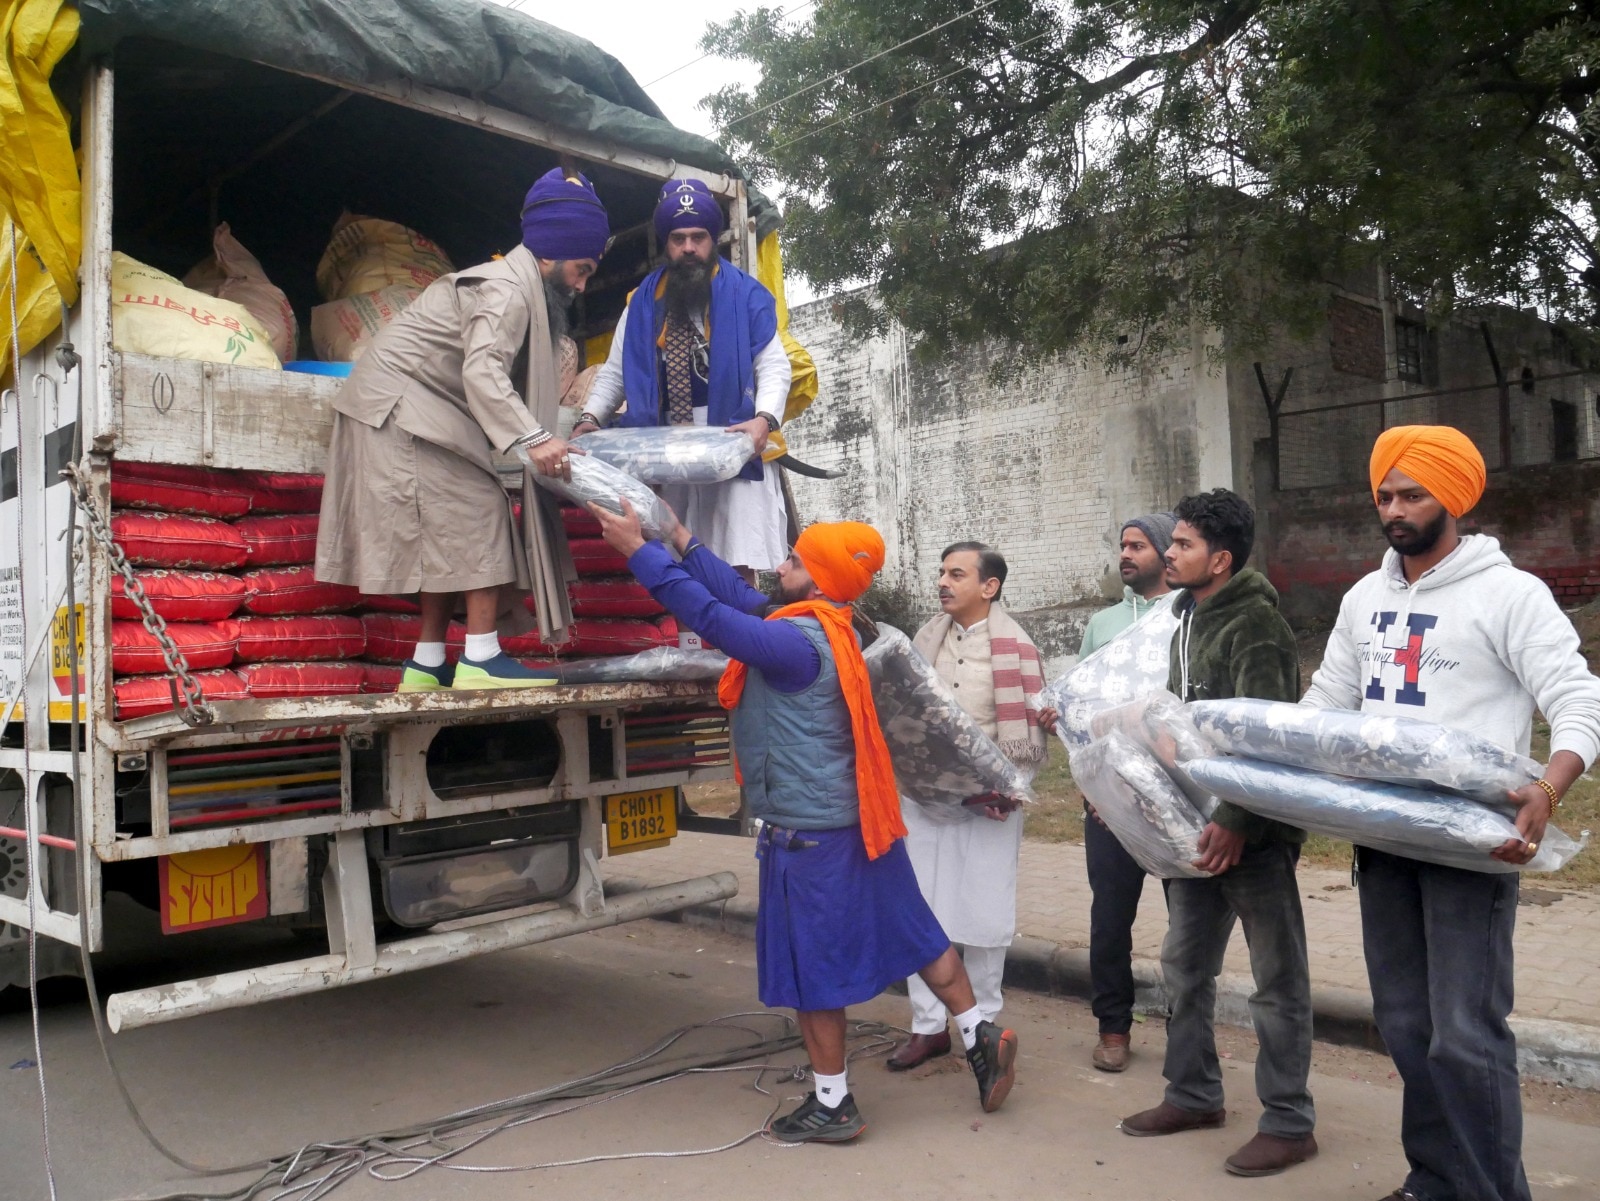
left=907, top=943, right=1006, bottom=1033
left=1162, top=840, right=1315, bottom=1137
left=1085, top=808, right=1149, bottom=1035
left=1358, top=848, right=1530, bottom=1201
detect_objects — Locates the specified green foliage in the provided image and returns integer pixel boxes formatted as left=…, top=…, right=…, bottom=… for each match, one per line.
left=704, top=0, right=1600, bottom=366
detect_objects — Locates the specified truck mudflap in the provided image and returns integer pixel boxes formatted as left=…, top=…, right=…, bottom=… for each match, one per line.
left=105, top=868, right=738, bottom=1031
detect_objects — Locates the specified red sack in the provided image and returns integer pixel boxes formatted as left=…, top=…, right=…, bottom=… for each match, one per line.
left=241, top=566, right=361, bottom=615
left=110, top=462, right=253, bottom=519
left=237, top=514, right=319, bottom=566
left=359, top=613, right=465, bottom=663
left=229, top=615, right=366, bottom=662
left=568, top=537, right=629, bottom=576
left=560, top=505, right=603, bottom=538
left=235, top=470, right=324, bottom=515
left=112, top=511, right=250, bottom=570
left=112, top=621, right=238, bottom=675
left=114, top=669, right=249, bottom=719
left=238, top=661, right=368, bottom=698
left=501, top=619, right=669, bottom=658
left=111, top=570, right=252, bottom=622
left=358, top=593, right=421, bottom=613
left=564, top=577, right=664, bottom=619
left=359, top=662, right=404, bottom=693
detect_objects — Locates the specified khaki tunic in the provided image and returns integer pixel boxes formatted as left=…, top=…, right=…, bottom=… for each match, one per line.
left=314, top=246, right=575, bottom=637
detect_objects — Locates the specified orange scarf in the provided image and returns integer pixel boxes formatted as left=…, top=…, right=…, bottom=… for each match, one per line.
left=718, top=600, right=905, bottom=860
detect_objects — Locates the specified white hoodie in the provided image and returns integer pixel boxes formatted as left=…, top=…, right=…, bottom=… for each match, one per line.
left=1303, top=535, right=1600, bottom=768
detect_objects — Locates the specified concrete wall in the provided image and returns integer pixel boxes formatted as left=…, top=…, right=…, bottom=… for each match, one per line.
left=782, top=299, right=1232, bottom=624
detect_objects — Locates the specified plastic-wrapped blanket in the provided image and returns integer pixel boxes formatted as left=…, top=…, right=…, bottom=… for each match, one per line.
left=531, top=455, right=677, bottom=540
left=552, top=647, right=730, bottom=684
left=1070, top=733, right=1212, bottom=878
left=1187, top=699, right=1540, bottom=807
left=1089, top=691, right=1218, bottom=818
left=1043, top=594, right=1179, bottom=746
left=1182, top=756, right=1584, bottom=874
left=574, top=427, right=757, bottom=484
left=863, top=623, right=1035, bottom=824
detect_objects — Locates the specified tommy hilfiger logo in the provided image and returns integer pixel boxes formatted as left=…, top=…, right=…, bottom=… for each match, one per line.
left=1362, top=611, right=1460, bottom=706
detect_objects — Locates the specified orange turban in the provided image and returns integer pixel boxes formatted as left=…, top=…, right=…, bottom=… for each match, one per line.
left=794, top=521, right=885, bottom=602
left=1369, top=425, right=1487, bottom=517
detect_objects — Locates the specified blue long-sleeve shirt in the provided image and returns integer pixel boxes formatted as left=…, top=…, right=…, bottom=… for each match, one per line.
left=628, top=539, right=821, bottom=693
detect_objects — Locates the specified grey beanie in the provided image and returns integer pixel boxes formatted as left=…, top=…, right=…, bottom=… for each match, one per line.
left=1123, top=512, right=1176, bottom=559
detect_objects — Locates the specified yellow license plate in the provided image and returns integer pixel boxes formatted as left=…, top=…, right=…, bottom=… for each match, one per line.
left=605, top=787, right=677, bottom=855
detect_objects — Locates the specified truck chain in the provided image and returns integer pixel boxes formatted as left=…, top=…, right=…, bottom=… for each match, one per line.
left=62, top=461, right=216, bottom=726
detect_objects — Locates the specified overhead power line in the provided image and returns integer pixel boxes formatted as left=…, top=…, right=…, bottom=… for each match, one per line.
left=727, top=0, right=1002, bottom=128
left=642, top=0, right=819, bottom=88
left=769, top=26, right=1057, bottom=152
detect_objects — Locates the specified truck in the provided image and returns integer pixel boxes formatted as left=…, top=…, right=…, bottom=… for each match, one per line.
left=0, top=0, right=809, bottom=1029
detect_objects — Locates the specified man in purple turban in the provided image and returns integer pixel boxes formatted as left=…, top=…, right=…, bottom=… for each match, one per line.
left=574, top=178, right=791, bottom=578
left=316, top=169, right=611, bottom=691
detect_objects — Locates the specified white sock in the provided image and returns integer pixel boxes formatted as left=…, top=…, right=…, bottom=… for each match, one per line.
left=412, top=641, right=447, bottom=668
left=813, top=1069, right=849, bottom=1109
left=464, top=631, right=501, bottom=661
left=953, top=1006, right=984, bottom=1051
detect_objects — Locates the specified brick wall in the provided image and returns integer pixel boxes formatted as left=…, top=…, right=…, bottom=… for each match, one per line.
left=1266, top=459, right=1600, bottom=625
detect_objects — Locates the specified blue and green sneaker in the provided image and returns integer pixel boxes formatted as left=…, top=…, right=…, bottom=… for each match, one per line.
left=397, top=659, right=454, bottom=693
left=451, top=653, right=560, bottom=690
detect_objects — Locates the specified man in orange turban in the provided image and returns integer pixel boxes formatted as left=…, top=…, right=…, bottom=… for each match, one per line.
left=591, top=497, right=1019, bottom=1142
left=1306, top=425, right=1600, bottom=1201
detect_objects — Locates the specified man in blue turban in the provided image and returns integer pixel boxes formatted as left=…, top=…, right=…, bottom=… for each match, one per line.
left=574, top=178, right=792, bottom=577
left=316, top=169, right=611, bottom=691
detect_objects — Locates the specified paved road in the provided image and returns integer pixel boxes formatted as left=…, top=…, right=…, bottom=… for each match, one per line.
left=3, top=906, right=1598, bottom=1201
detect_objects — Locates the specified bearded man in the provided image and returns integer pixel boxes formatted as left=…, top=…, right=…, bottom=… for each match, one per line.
left=589, top=499, right=1020, bottom=1143
left=577, top=178, right=791, bottom=576
left=1303, top=426, right=1600, bottom=1201
left=315, top=168, right=608, bottom=691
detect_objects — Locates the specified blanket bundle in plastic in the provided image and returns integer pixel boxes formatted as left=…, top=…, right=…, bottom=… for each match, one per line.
left=1071, top=732, right=1213, bottom=878
left=1186, top=698, right=1541, bottom=807
left=863, top=623, right=1035, bottom=824
left=1183, top=756, right=1583, bottom=874
left=531, top=454, right=678, bottom=540
left=1179, top=701, right=1584, bottom=874
left=573, top=427, right=757, bottom=484
left=1043, top=594, right=1179, bottom=746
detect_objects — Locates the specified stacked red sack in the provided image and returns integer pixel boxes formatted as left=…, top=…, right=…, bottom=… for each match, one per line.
left=108, top=463, right=677, bottom=720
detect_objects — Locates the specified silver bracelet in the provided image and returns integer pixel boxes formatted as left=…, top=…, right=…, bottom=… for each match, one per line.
left=515, top=428, right=553, bottom=450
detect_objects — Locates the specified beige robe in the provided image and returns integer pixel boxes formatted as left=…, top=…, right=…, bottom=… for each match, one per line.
left=316, top=246, right=574, bottom=639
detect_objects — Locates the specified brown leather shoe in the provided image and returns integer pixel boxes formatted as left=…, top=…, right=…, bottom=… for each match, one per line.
left=1120, top=1100, right=1226, bottom=1137
left=886, top=1030, right=951, bottom=1071
left=1092, top=1033, right=1131, bottom=1072
left=1224, top=1131, right=1319, bottom=1177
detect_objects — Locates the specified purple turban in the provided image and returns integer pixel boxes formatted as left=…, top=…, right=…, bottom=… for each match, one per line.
left=520, top=168, right=610, bottom=262
left=654, top=178, right=725, bottom=245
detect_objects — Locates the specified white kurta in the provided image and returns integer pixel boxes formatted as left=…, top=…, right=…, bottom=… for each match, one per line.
left=902, top=619, right=1026, bottom=949
left=582, top=304, right=790, bottom=570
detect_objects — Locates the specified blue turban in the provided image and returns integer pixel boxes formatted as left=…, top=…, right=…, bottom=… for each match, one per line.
left=654, top=178, right=725, bottom=245
left=520, top=168, right=610, bottom=262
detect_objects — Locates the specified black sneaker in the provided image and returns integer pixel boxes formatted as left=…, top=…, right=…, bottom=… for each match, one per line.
left=967, top=1021, right=1018, bottom=1113
left=768, top=1091, right=867, bottom=1143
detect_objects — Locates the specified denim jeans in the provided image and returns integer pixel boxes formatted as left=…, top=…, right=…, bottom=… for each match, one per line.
left=1085, top=807, right=1149, bottom=1035
left=1161, top=840, right=1315, bottom=1136
left=1358, top=848, right=1530, bottom=1201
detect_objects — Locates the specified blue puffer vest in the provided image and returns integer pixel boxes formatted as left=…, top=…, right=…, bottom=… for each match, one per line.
left=729, top=617, right=860, bottom=830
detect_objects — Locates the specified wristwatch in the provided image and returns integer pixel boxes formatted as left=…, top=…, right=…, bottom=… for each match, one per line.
left=759, top=412, right=781, bottom=433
